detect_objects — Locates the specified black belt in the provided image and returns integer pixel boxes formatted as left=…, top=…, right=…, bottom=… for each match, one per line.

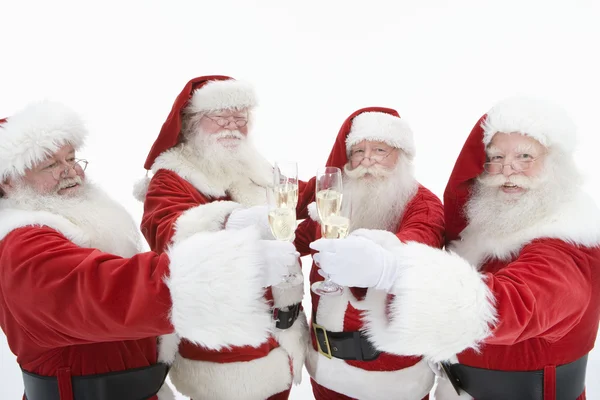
left=273, top=302, right=301, bottom=330
left=22, top=363, right=169, bottom=400
left=312, top=322, right=380, bottom=361
left=442, top=354, right=588, bottom=400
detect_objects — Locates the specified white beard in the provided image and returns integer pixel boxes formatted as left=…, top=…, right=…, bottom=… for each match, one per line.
left=464, top=151, right=579, bottom=238
left=186, top=129, right=273, bottom=205
left=342, top=156, right=418, bottom=232
left=2, top=181, right=143, bottom=257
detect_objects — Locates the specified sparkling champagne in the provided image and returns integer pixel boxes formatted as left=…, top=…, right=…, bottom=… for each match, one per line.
left=276, top=185, right=298, bottom=208
left=316, top=189, right=342, bottom=221
left=322, top=215, right=350, bottom=239
left=268, top=208, right=296, bottom=241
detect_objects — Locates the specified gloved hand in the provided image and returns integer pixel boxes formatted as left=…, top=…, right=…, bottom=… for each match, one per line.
left=310, top=235, right=399, bottom=292
left=226, top=205, right=274, bottom=240
left=259, top=240, right=298, bottom=287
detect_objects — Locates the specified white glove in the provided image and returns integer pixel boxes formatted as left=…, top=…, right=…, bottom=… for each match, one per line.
left=259, top=240, right=298, bottom=287
left=226, top=205, right=274, bottom=240
left=310, top=235, right=399, bottom=292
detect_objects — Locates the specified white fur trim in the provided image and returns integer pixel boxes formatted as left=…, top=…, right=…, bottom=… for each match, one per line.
left=152, top=146, right=227, bottom=198
left=188, top=79, right=257, bottom=113
left=346, top=112, right=416, bottom=158
left=0, top=209, right=90, bottom=246
left=273, top=310, right=309, bottom=384
left=363, top=242, right=497, bottom=362
left=309, top=279, right=434, bottom=398
left=132, top=175, right=151, bottom=202
left=482, top=96, right=577, bottom=153
left=307, top=202, right=320, bottom=223
left=157, top=333, right=181, bottom=365
left=169, top=347, right=291, bottom=400
left=450, top=192, right=600, bottom=267
left=351, top=228, right=402, bottom=250
left=171, top=201, right=241, bottom=244
left=151, top=146, right=272, bottom=207
left=156, top=382, right=176, bottom=400
left=306, top=348, right=434, bottom=400
left=271, top=259, right=304, bottom=308
left=0, top=101, right=87, bottom=180
left=165, top=227, right=272, bottom=349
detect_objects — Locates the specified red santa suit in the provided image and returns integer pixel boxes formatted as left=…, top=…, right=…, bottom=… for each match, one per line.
left=359, top=97, right=600, bottom=400
left=137, top=76, right=309, bottom=400
left=294, top=108, right=445, bottom=400
left=0, top=101, right=274, bottom=400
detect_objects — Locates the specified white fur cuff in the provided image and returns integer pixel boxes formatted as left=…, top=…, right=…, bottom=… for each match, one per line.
left=364, top=242, right=497, bottom=362
left=166, top=227, right=272, bottom=349
left=171, top=201, right=241, bottom=243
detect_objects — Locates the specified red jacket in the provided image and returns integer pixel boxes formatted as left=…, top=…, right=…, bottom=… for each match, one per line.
left=141, top=152, right=309, bottom=399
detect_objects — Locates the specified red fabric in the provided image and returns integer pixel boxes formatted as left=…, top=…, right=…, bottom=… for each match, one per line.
left=141, top=169, right=220, bottom=253
left=445, top=114, right=600, bottom=400
left=544, top=364, right=556, bottom=400
left=0, top=226, right=174, bottom=399
left=443, top=115, right=488, bottom=244
left=57, top=367, right=74, bottom=400
left=310, top=379, right=430, bottom=400
left=179, top=336, right=279, bottom=362
left=141, top=169, right=281, bottom=365
left=143, top=75, right=233, bottom=170
left=267, top=388, right=292, bottom=400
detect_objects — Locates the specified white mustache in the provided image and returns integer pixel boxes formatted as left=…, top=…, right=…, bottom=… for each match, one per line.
left=344, top=164, right=390, bottom=179
left=479, top=173, right=537, bottom=189
left=214, top=130, right=244, bottom=140
left=56, top=176, right=83, bottom=191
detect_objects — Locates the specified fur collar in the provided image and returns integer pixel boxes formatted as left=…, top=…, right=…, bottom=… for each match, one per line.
left=0, top=208, right=90, bottom=247
left=449, top=191, right=600, bottom=266
left=151, top=145, right=272, bottom=207
left=0, top=208, right=142, bottom=258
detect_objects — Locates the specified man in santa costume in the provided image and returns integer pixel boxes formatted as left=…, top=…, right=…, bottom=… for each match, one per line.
left=0, top=100, right=294, bottom=400
left=294, top=107, right=445, bottom=399
left=312, top=97, right=600, bottom=400
left=137, top=75, right=309, bottom=400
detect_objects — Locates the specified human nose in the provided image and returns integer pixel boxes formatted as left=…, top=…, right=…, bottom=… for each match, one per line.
left=222, top=118, right=238, bottom=130
left=501, top=162, right=516, bottom=176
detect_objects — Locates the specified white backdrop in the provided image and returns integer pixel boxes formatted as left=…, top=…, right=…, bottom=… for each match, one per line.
left=1, top=0, right=599, bottom=398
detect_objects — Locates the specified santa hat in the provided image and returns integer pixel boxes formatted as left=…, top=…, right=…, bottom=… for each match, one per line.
left=443, top=96, right=577, bottom=244
left=143, top=75, right=257, bottom=171
left=325, top=107, right=414, bottom=170
left=481, top=96, right=577, bottom=153
left=296, top=107, right=413, bottom=211
left=345, top=111, right=415, bottom=158
left=0, top=100, right=87, bottom=180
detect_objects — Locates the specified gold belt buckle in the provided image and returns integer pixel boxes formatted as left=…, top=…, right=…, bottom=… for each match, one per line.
left=312, top=322, right=332, bottom=359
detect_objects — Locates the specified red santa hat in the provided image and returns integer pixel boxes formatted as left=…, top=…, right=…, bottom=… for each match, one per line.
left=297, top=107, right=413, bottom=211
left=443, top=96, right=577, bottom=244
left=325, top=107, right=414, bottom=170
left=143, top=75, right=258, bottom=170
left=0, top=100, right=87, bottom=180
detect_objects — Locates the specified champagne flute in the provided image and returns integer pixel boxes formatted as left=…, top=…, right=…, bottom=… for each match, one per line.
left=274, top=161, right=299, bottom=209
left=266, top=187, right=303, bottom=286
left=311, top=167, right=347, bottom=296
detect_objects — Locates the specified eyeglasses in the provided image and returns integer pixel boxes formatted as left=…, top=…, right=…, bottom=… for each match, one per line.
left=349, top=147, right=395, bottom=163
left=205, top=114, right=248, bottom=128
left=41, top=159, right=89, bottom=180
left=483, top=154, right=545, bottom=175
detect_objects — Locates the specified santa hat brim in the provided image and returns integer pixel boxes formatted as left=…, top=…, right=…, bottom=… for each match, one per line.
left=481, top=96, right=576, bottom=153
left=187, top=79, right=257, bottom=114
left=0, top=101, right=87, bottom=180
left=345, top=112, right=416, bottom=158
